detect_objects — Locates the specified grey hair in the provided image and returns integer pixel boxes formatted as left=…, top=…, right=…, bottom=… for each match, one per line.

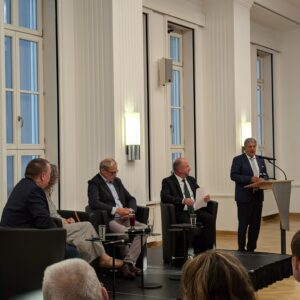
left=244, top=138, right=257, bottom=147
left=99, top=158, right=116, bottom=171
left=43, top=258, right=103, bottom=300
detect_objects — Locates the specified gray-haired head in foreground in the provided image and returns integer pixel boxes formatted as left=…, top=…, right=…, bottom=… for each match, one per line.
left=43, top=258, right=103, bottom=300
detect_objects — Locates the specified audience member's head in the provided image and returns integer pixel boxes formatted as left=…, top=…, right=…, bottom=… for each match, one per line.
left=291, top=230, right=300, bottom=282
left=45, top=164, right=59, bottom=194
left=181, top=250, right=256, bottom=300
left=43, top=258, right=108, bottom=300
left=25, top=158, right=51, bottom=189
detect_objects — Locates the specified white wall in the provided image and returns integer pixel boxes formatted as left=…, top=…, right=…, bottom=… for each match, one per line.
left=277, top=28, right=300, bottom=212
left=57, top=0, right=147, bottom=209
left=250, top=18, right=300, bottom=214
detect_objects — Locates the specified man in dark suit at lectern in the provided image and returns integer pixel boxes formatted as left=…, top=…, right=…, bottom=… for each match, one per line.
left=230, top=137, right=268, bottom=252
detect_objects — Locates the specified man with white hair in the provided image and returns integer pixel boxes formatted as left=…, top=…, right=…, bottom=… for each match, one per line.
left=43, top=258, right=109, bottom=300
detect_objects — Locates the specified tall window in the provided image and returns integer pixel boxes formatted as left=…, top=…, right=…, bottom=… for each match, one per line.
left=168, top=24, right=196, bottom=175
left=255, top=50, right=275, bottom=178
left=4, top=0, right=44, bottom=196
left=169, top=32, right=184, bottom=162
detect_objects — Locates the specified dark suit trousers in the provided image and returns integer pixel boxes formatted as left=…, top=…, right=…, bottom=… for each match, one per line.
left=237, top=199, right=263, bottom=251
left=176, top=208, right=215, bottom=253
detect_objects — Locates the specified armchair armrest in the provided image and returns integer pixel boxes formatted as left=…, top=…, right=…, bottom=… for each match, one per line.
left=206, top=200, right=218, bottom=221
left=58, top=210, right=90, bottom=222
left=85, top=206, right=110, bottom=231
left=136, top=206, right=149, bottom=224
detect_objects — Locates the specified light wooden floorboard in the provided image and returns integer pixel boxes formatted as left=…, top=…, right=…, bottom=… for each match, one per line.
left=216, top=214, right=300, bottom=300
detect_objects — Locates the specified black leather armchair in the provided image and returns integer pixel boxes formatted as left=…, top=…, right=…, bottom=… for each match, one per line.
left=0, top=227, right=66, bottom=299
left=160, top=200, right=218, bottom=264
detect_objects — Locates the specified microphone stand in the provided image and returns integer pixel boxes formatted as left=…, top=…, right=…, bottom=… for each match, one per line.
left=266, top=159, right=287, bottom=180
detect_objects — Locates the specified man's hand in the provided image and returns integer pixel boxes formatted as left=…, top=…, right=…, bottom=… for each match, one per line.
left=116, top=207, right=132, bottom=217
left=203, top=194, right=210, bottom=203
left=251, top=176, right=260, bottom=183
left=183, top=198, right=194, bottom=206
left=62, top=217, right=76, bottom=224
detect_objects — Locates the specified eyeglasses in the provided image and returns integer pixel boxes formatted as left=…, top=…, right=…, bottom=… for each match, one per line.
left=105, top=169, right=118, bottom=175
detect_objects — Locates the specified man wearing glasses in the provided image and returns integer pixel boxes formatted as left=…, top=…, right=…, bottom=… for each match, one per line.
left=88, top=158, right=146, bottom=279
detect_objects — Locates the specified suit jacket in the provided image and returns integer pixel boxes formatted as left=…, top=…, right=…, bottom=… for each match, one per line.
left=88, top=173, right=137, bottom=218
left=230, top=153, right=268, bottom=203
left=160, top=174, right=199, bottom=213
left=0, top=178, right=55, bottom=229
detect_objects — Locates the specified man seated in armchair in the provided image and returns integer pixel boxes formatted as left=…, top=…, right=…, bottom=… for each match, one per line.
left=45, top=164, right=123, bottom=269
left=161, top=157, right=216, bottom=254
left=88, top=158, right=147, bottom=279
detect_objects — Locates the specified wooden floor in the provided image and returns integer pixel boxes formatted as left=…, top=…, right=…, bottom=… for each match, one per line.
left=216, top=214, right=300, bottom=300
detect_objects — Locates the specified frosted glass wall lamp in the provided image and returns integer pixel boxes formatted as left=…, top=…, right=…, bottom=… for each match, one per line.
left=241, top=122, right=251, bottom=152
left=125, top=112, right=141, bottom=160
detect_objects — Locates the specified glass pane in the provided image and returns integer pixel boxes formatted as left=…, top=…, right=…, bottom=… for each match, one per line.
left=256, top=86, right=263, bottom=145
left=20, top=39, right=38, bottom=91
left=171, top=108, right=181, bottom=145
left=7, top=155, right=14, bottom=197
left=170, top=36, right=180, bottom=62
left=256, top=86, right=262, bottom=115
left=19, top=0, right=37, bottom=30
left=258, top=116, right=262, bottom=145
left=172, top=152, right=182, bottom=162
left=21, top=155, right=39, bottom=177
left=171, top=70, right=180, bottom=107
left=256, top=59, right=261, bottom=81
left=6, top=91, right=13, bottom=143
left=20, top=93, right=39, bottom=144
left=5, top=36, right=12, bottom=88
left=4, top=0, right=11, bottom=24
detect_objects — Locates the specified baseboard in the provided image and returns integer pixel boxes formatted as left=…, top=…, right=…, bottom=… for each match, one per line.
left=216, top=230, right=237, bottom=236
left=262, top=213, right=279, bottom=221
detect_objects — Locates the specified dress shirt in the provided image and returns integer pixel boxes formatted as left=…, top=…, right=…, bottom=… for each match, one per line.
left=175, top=174, right=194, bottom=211
left=100, top=174, right=123, bottom=216
left=246, top=155, right=259, bottom=177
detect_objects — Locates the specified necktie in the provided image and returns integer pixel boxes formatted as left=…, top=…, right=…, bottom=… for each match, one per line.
left=250, top=157, right=259, bottom=177
left=182, top=179, right=194, bottom=214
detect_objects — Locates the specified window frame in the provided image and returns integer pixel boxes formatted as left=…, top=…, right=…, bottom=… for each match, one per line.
left=168, top=31, right=185, bottom=160
left=5, top=29, right=44, bottom=151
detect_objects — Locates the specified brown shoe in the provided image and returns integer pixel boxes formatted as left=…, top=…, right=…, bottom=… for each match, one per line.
left=120, top=263, right=135, bottom=279
left=129, top=264, right=142, bottom=276
left=99, top=257, right=124, bottom=269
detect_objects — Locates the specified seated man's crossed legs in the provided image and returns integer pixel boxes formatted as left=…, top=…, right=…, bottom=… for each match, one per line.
left=65, top=221, right=123, bottom=269
left=109, top=218, right=147, bottom=278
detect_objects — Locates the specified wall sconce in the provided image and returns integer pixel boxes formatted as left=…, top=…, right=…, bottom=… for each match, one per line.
left=125, top=112, right=141, bottom=160
left=241, top=122, right=251, bottom=152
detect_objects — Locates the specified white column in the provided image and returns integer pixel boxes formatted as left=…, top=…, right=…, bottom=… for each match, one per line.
left=111, top=0, right=147, bottom=204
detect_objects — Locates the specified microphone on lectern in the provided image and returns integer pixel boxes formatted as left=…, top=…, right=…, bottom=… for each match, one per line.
left=259, top=156, right=287, bottom=180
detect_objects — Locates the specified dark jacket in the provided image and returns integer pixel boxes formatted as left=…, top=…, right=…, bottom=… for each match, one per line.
left=88, top=173, right=137, bottom=218
left=0, top=177, right=55, bottom=228
left=230, top=153, right=268, bottom=203
left=160, top=174, right=199, bottom=213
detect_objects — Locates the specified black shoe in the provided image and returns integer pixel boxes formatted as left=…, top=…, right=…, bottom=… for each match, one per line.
left=120, top=263, right=135, bottom=279
left=238, top=248, right=246, bottom=252
left=129, top=264, right=142, bottom=276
